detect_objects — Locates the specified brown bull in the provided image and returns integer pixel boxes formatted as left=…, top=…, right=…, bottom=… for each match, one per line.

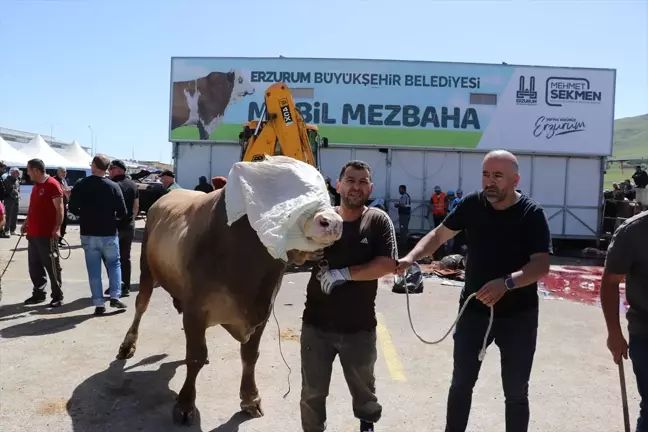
left=116, top=187, right=342, bottom=425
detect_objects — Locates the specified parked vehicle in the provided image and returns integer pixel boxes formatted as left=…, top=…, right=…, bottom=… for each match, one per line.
left=16, top=167, right=92, bottom=222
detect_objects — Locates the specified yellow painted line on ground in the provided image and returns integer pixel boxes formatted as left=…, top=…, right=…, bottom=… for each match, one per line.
left=376, top=312, right=407, bottom=382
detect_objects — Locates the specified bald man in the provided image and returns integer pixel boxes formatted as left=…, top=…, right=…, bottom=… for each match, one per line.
left=397, top=150, right=552, bottom=432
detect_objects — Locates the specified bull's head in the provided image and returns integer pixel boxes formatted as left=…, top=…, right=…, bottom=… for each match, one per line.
left=302, top=208, right=343, bottom=245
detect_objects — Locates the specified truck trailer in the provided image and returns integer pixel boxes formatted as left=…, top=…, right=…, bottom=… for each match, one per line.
left=168, top=56, right=616, bottom=241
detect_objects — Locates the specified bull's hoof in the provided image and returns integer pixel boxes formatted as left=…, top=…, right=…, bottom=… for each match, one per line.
left=116, top=342, right=136, bottom=360
left=240, top=396, right=264, bottom=418
left=172, top=401, right=198, bottom=426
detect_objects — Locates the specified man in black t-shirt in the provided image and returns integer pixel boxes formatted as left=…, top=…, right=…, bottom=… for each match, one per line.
left=397, top=150, right=552, bottom=432
left=301, top=160, right=398, bottom=432
left=69, top=154, right=128, bottom=315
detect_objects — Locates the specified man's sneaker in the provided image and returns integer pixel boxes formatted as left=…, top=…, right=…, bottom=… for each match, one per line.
left=360, top=421, right=375, bottom=432
left=110, top=299, right=127, bottom=309
left=24, top=293, right=46, bottom=304
left=105, top=286, right=129, bottom=298
left=49, top=298, right=63, bottom=308
left=94, top=306, right=105, bottom=316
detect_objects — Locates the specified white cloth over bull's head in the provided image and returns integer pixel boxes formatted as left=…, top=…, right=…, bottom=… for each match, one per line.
left=225, top=155, right=343, bottom=261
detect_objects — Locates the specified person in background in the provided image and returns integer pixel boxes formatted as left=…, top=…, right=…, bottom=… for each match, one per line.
left=0, top=161, right=7, bottom=205
left=397, top=150, right=552, bottom=432
left=443, top=190, right=457, bottom=251
left=0, top=199, right=4, bottom=301
left=69, top=154, right=128, bottom=315
left=194, top=175, right=214, bottom=193
left=211, top=176, right=227, bottom=191
left=158, top=170, right=181, bottom=192
left=21, top=158, right=65, bottom=307
left=325, top=176, right=341, bottom=206
left=54, top=167, right=71, bottom=245
left=395, top=184, right=411, bottom=249
left=429, top=185, right=447, bottom=230
left=449, top=188, right=467, bottom=254
left=634, top=166, right=648, bottom=208
left=300, top=160, right=398, bottom=432
left=449, top=188, right=463, bottom=213
left=103, top=159, right=139, bottom=298
left=2, top=167, right=21, bottom=238
left=612, top=182, right=626, bottom=201
left=633, top=166, right=648, bottom=188
left=600, top=210, right=648, bottom=432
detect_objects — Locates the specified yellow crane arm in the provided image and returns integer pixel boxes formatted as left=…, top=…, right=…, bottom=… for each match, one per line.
left=241, top=83, right=317, bottom=167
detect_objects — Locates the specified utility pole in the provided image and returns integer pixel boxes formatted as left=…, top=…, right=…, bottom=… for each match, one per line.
left=87, top=125, right=94, bottom=155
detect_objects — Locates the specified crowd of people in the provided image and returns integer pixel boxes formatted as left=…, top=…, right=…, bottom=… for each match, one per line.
left=0, top=151, right=644, bottom=431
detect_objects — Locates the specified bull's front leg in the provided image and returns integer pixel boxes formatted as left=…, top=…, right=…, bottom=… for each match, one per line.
left=239, top=319, right=268, bottom=418
left=173, top=313, right=208, bottom=426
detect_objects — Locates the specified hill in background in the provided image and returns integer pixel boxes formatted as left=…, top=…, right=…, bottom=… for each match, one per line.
left=613, top=114, right=648, bottom=159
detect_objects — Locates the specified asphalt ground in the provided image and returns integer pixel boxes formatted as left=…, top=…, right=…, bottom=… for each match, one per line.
left=0, top=220, right=641, bottom=431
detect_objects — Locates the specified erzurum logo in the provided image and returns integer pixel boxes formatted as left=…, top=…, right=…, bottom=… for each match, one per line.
left=533, top=116, right=586, bottom=139
left=516, top=75, right=538, bottom=105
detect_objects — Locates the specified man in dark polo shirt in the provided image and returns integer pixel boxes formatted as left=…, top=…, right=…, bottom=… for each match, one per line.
left=300, top=160, right=398, bottom=432
left=397, top=150, right=552, bottom=432
left=601, top=210, right=648, bottom=432
left=104, top=159, right=140, bottom=297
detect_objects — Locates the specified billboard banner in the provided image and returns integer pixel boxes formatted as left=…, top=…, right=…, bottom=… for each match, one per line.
left=169, top=57, right=616, bottom=156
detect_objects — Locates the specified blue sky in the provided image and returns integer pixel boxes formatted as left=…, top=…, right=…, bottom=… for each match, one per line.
left=0, top=0, right=646, bottom=162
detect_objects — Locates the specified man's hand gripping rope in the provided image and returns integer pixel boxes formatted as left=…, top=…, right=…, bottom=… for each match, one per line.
left=396, top=258, right=495, bottom=362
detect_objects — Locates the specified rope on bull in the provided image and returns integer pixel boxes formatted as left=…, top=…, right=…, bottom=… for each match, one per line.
left=272, top=304, right=292, bottom=399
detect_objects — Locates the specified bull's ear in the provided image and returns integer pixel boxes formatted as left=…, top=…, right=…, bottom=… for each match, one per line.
left=227, top=71, right=235, bottom=84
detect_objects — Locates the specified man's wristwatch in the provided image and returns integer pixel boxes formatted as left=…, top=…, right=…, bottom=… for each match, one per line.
left=504, top=274, right=516, bottom=291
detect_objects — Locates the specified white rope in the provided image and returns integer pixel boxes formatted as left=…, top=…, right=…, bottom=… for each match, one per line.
left=403, top=282, right=494, bottom=362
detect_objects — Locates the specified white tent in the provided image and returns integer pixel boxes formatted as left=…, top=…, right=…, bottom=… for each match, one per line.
left=56, top=140, right=92, bottom=166
left=19, top=135, right=86, bottom=169
left=0, top=137, right=30, bottom=166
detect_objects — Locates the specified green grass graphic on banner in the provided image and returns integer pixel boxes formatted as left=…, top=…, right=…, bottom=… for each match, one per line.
left=170, top=124, right=482, bottom=148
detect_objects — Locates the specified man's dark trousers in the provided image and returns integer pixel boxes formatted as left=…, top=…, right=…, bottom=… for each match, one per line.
left=28, top=236, right=63, bottom=300
left=4, top=197, right=18, bottom=233
left=118, top=227, right=134, bottom=290
left=629, top=333, right=648, bottom=432
left=300, top=323, right=382, bottom=432
left=445, top=308, right=539, bottom=432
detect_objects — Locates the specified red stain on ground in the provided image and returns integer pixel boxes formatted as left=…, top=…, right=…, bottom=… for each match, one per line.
left=539, top=265, right=628, bottom=311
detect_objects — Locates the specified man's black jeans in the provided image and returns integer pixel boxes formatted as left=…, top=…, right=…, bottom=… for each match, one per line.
left=118, top=228, right=134, bottom=289
left=445, top=308, right=539, bottom=432
left=630, top=333, right=648, bottom=432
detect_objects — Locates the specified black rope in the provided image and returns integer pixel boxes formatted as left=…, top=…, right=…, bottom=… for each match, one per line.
left=0, top=233, right=24, bottom=281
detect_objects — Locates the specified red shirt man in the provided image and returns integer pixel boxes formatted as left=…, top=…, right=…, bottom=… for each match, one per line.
left=22, top=158, right=65, bottom=307
left=27, top=176, right=63, bottom=237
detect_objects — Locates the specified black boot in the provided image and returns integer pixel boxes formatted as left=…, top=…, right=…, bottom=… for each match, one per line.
left=360, top=420, right=375, bottom=432
left=24, top=291, right=47, bottom=304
